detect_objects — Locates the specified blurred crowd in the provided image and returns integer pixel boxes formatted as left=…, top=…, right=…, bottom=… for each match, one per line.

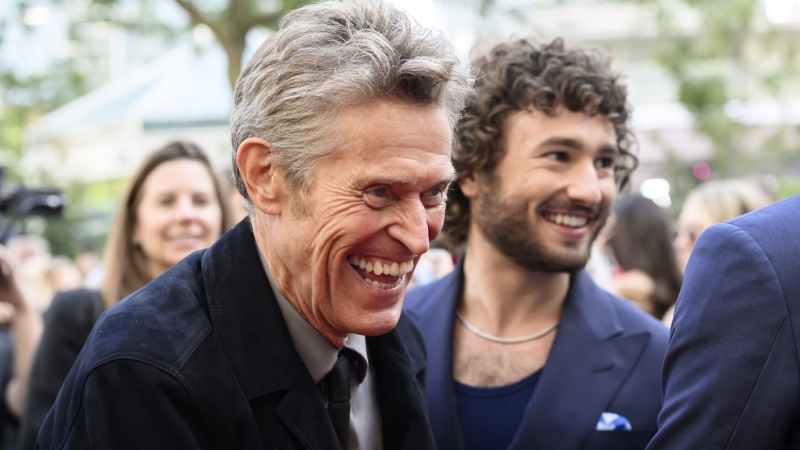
left=589, top=177, right=775, bottom=328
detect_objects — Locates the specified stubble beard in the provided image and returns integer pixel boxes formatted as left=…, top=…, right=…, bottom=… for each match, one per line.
left=472, top=178, right=607, bottom=273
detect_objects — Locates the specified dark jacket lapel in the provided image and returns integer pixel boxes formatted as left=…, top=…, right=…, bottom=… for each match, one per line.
left=200, top=219, right=341, bottom=450
left=508, top=271, right=651, bottom=450
left=404, top=261, right=466, bottom=450
left=368, top=317, right=436, bottom=450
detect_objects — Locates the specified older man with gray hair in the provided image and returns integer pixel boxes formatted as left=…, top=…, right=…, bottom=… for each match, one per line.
left=36, top=1, right=472, bottom=449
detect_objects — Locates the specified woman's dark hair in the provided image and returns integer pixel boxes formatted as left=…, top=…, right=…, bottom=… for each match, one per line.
left=100, top=141, right=234, bottom=309
left=440, top=37, right=637, bottom=253
left=610, top=194, right=682, bottom=318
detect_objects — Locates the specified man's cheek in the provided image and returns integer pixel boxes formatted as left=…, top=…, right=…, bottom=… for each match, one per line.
left=427, top=211, right=446, bottom=241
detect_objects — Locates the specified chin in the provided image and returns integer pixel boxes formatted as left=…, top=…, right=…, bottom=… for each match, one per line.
left=345, top=308, right=402, bottom=337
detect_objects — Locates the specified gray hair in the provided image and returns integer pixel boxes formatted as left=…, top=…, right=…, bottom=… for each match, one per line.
left=230, top=0, right=473, bottom=201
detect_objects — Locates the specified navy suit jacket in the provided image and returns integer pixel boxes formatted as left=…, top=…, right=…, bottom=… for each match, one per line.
left=649, top=195, right=800, bottom=449
left=404, top=261, right=669, bottom=450
left=36, top=219, right=435, bottom=450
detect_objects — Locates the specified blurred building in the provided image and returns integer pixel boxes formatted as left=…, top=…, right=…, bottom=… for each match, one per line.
left=23, top=44, right=233, bottom=187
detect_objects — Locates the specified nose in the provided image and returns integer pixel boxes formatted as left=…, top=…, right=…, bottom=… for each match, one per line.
left=386, top=201, right=431, bottom=258
left=565, top=159, right=603, bottom=207
left=175, top=197, right=198, bottom=223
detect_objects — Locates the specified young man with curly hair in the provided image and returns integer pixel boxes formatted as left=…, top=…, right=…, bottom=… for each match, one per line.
left=404, top=38, right=669, bottom=450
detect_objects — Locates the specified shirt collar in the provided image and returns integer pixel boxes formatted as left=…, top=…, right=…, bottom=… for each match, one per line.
left=257, top=244, right=369, bottom=383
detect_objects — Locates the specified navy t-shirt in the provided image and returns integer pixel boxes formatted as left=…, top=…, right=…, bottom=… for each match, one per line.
left=454, top=368, right=542, bottom=450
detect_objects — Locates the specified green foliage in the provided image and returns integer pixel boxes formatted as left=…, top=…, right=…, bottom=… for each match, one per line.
left=616, top=0, right=800, bottom=200
left=677, top=75, right=727, bottom=113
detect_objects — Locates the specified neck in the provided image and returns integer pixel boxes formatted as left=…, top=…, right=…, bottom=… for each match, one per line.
left=459, top=226, right=569, bottom=336
left=251, top=213, right=348, bottom=348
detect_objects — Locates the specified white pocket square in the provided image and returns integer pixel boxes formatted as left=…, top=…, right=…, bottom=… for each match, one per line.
left=596, top=412, right=632, bottom=431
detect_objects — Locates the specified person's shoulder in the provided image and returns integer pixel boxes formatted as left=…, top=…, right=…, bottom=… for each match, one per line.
left=84, top=252, right=212, bottom=370
left=739, top=193, right=800, bottom=222
left=704, top=194, right=800, bottom=258
left=727, top=194, right=799, bottom=235
left=45, top=288, right=103, bottom=327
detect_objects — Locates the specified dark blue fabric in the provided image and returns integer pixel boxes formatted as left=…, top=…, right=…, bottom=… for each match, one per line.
left=36, top=218, right=435, bottom=450
left=455, top=369, right=542, bottom=450
left=649, top=194, right=800, bottom=450
left=404, top=260, right=669, bottom=450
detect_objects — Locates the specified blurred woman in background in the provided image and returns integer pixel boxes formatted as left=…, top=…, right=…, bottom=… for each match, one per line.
left=18, top=141, right=234, bottom=449
left=673, top=178, right=774, bottom=274
left=664, top=178, right=774, bottom=327
left=607, top=194, right=683, bottom=321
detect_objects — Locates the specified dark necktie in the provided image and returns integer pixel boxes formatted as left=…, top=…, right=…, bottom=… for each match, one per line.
left=324, top=349, right=351, bottom=450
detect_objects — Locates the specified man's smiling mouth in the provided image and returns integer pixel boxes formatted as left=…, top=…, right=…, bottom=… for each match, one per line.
left=542, top=213, right=590, bottom=228
left=347, top=255, right=415, bottom=290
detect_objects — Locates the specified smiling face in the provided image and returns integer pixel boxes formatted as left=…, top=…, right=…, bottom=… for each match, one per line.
left=134, top=159, right=223, bottom=278
left=258, top=101, right=453, bottom=343
left=466, top=108, right=618, bottom=272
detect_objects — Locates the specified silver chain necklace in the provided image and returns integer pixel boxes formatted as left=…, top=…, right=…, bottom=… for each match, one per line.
left=455, top=312, right=559, bottom=344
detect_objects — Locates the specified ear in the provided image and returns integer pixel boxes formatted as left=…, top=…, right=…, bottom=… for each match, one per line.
left=236, top=138, right=287, bottom=216
left=458, top=172, right=480, bottom=199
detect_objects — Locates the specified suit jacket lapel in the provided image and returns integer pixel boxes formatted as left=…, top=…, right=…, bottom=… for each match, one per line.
left=405, top=261, right=466, bottom=450
left=368, top=323, right=435, bottom=450
left=509, top=271, right=651, bottom=450
left=201, top=219, right=341, bottom=450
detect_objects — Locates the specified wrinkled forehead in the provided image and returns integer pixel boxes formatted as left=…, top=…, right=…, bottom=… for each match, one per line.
left=324, top=101, right=454, bottom=179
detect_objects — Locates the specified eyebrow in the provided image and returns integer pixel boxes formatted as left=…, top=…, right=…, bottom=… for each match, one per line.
left=372, top=167, right=457, bottom=186
left=539, top=137, right=619, bottom=155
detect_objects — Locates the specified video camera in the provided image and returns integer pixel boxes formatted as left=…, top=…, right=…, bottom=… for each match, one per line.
left=0, top=168, right=66, bottom=244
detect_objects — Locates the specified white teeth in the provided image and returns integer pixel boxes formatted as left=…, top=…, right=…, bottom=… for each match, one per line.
left=545, top=213, right=589, bottom=228
left=362, top=276, right=401, bottom=290
left=348, top=255, right=415, bottom=277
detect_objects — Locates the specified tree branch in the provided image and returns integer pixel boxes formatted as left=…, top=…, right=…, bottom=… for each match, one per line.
left=245, top=11, right=284, bottom=30
left=173, top=0, right=233, bottom=49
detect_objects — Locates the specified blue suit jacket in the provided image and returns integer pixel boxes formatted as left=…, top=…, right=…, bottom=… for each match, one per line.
left=404, top=261, right=669, bottom=450
left=649, top=195, right=800, bottom=449
left=36, top=219, right=435, bottom=450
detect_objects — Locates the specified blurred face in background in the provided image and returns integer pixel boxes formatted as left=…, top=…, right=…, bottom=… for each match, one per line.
left=133, top=159, right=223, bottom=278
left=673, top=193, right=715, bottom=273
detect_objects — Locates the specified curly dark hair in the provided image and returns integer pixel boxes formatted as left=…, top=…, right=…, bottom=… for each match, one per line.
left=440, top=37, right=637, bottom=253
